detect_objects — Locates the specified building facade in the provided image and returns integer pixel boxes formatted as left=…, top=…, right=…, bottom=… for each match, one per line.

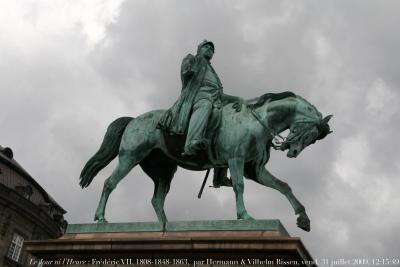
left=0, top=145, right=67, bottom=267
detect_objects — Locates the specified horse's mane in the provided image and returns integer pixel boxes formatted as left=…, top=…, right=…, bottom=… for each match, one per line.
left=296, top=95, right=322, bottom=118
left=247, top=91, right=296, bottom=109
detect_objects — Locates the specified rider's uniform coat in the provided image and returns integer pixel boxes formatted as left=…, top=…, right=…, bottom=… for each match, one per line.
left=158, top=54, right=223, bottom=135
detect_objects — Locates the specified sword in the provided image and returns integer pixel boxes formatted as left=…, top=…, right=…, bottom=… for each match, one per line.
left=197, top=169, right=211, bottom=199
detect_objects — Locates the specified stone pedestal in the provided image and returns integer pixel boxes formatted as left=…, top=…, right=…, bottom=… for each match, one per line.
left=24, top=220, right=316, bottom=267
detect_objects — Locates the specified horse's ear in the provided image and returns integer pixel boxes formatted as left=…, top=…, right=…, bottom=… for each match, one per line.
left=316, top=115, right=333, bottom=140
left=322, top=115, right=333, bottom=123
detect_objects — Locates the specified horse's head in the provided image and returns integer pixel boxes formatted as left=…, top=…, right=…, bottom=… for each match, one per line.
left=281, top=115, right=332, bottom=158
left=279, top=96, right=333, bottom=158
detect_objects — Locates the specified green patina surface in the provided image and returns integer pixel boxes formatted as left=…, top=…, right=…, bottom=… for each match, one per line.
left=66, top=220, right=289, bottom=237
left=67, top=221, right=163, bottom=233
left=78, top=40, right=333, bottom=232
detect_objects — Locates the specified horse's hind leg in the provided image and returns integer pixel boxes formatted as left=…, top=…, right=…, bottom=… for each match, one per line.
left=140, top=150, right=177, bottom=224
left=251, top=167, right=310, bottom=231
left=94, top=146, right=151, bottom=222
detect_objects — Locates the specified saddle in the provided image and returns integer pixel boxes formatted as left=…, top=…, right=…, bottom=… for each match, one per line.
left=162, top=107, right=221, bottom=169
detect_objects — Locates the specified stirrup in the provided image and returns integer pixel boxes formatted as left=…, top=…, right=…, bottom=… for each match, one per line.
left=212, top=176, right=233, bottom=188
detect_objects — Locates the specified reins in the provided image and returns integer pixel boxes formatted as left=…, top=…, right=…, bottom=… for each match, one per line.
left=248, top=107, right=286, bottom=150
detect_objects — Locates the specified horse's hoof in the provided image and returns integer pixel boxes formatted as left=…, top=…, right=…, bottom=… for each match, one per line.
left=94, top=214, right=108, bottom=223
left=96, top=218, right=108, bottom=224
left=297, top=215, right=310, bottom=232
left=238, top=213, right=254, bottom=220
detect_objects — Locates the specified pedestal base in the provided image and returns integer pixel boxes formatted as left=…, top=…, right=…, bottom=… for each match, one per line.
left=25, top=220, right=316, bottom=267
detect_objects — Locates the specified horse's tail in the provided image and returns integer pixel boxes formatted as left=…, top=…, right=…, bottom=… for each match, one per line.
left=79, top=116, right=134, bottom=188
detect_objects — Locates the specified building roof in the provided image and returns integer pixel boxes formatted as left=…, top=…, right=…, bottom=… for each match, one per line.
left=0, top=145, right=66, bottom=214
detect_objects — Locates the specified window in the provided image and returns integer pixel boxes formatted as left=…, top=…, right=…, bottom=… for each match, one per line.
left=15, top=185, right=33, bottom=200
left=7, top=233, right=24, bottom=262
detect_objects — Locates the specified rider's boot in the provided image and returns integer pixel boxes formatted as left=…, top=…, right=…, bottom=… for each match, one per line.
left=212, top=168, right=233, bottom=188
left=182, top=139, right=209, bottom=157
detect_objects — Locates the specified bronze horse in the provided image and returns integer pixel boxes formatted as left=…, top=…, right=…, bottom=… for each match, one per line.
left=79, top=92, right=332, bottom=231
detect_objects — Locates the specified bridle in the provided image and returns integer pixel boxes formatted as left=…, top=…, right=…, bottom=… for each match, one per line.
left=249, top=107, right=321, bottom=151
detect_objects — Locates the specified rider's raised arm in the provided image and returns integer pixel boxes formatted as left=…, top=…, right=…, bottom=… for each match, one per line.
left=180, top=54, right=196, bottom=87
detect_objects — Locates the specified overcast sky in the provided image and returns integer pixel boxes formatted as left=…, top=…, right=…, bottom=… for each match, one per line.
left=1, top=0, right=399, bottom=263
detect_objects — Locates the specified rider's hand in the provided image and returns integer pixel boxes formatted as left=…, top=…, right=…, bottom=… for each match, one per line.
left=232, top=98, right=244, bottom=112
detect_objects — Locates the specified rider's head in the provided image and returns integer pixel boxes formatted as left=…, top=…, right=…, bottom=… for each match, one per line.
left=197, top=40, right=214, bottom=61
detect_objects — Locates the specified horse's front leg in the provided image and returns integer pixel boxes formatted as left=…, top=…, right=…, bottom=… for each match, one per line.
left=228, top=157, right=253, bottom=220
left=254, top=167, right=310, bottom=231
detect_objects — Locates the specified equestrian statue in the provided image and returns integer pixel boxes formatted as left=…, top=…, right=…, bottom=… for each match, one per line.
left=79, top=40, right=332, bottom=232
